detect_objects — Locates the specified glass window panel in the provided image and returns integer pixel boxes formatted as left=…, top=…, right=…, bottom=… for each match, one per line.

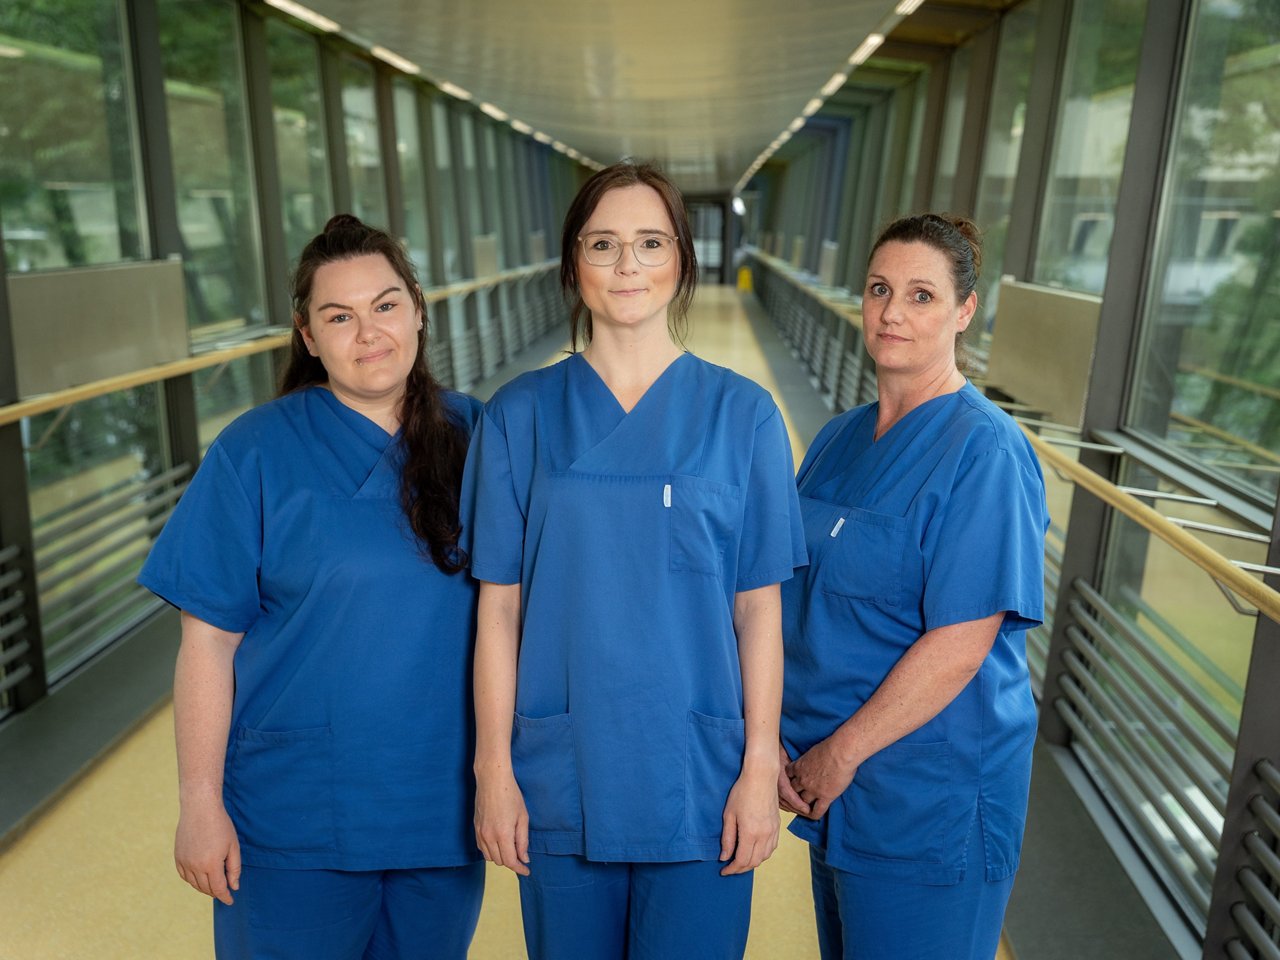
left=431, top=98, right=462, bottom=283
left=0, top=1, right=146, bottom=271
left=1032, top=0, right=1147, bottom=294
left=1128, top=3, right=1280, bottom=502
left=393, top=79, right=431, bottom=283
left=973, top=1, right=1040, bottom=340
left=157, top=0, right=266, bottom=341
left=265, top=18, right=332, bottom=259
left=340, top=56, right=386, bottom=228
left=195, top=353, right=278, bottom=452
left=930, top=44, right=972, bottom=210
left=23, top=385, right=170, bottom=680
left=481, top=121, right=504, bottom=267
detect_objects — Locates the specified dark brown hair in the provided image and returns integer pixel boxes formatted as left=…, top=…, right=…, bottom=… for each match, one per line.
left=869, top=213, right=983, bottom=303
left=559, top=160, right=697, bottom=349
left=281, top=214, right=469, bottom=573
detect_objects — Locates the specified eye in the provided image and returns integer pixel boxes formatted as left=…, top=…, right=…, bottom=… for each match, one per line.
left=375, top=300, right=396, bottom=312
left=328, top=312, right=351, bottom=324
left=589, top=237, right=618, bottom=252
left=913, top=290, right=933, bottom=304
left=639, top=236, right=665, bottom=250
left=868, top=282, right=889, bottom=297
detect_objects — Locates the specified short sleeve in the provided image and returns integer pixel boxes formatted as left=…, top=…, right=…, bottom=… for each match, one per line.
left=137, top=443, right=263, bottom=633
left=459, top=405, right=525, bottom=584
left=921, top=446, right=1048, bottom=632
left=735, top=407, right=808, bottom=591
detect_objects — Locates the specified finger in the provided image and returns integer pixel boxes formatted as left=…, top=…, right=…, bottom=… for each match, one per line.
left=226, top=839, right=242, bottom=893
left=194, top=870, right=215, bottom=899
left=498, top=832, right=530, bottom=877
left=811, top=798, right=832, bottom=820
left=719, top=814, right=737, bottom=862
left=208, top=861, right=232, bottom=906
left=516, top=815, right=530, bottom=865
left=778, top=777, right=809, bottom=813
left=721, top=838, right=757, bottom=875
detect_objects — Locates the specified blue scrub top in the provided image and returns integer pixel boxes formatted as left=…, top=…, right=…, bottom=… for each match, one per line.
left=780, top=382, right=1048, bottom=884
left=461, top=352, right=806, bottom=863
left=140, top=386, right=483, bottom=871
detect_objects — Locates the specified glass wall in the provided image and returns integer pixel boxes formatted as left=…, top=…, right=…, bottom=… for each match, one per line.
left=431, top=97, right=463, bottom=283
left=1128, top=0, right=1280, bottom=502
left=266, top=18, right=332, bottom=261
left=1032, top=0, right=1147, bottom=294
left=158, top=0, right=266, bottom=340
left=194, top=354, right=278, bottom=452
left=393, top=78, right=431, bottom=283
left=340, top=55, right=387, bottom=229
left=930, top=44, right=972, bottom=210
left=0, top=0, right=146, bottom=271
left=973, top=0, right=1040, bottom=336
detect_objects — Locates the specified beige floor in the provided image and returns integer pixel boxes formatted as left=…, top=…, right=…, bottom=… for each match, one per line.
left=0, top=287, right=1011, bottom=959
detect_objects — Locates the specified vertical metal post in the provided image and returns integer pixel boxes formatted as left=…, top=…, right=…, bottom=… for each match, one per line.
left=911, top=51, right=951, bottom=213
left=375, top=66, right=404, bottom=239
left=319, top=43, right=351, bottom=214
left=950, top=22, right=999, bottom=218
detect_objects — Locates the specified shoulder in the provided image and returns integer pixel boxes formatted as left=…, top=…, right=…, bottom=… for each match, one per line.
left=686, top=355, right=779, bottom=428
left=206, top=390, right=312, bottom=461
left=486, top=356, right=571, bottom=412
left=441, top=390, right=483, bottom=433
left=946, top=386, right=1043, bottom=485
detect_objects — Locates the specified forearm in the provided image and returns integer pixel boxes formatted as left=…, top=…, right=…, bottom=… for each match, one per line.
left=734, top=584, right=783, bottom=776
left=829, top=612, right=1003, bottom=768
left=172, top=612, right=242, bottom=806
left=473, top=581, right=522, bottom=773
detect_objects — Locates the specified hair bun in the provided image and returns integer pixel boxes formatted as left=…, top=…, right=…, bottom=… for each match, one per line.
left=323, top=213, right=365, bottom=233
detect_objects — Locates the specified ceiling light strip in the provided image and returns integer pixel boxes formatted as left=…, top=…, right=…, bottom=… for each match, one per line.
left=263, top=0, right=339, bottom=32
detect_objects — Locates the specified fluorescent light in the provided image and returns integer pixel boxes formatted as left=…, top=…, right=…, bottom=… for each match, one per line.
left=787, top=116, right=806, bottom=133
left=437, top=80, right=472, bottom=101
left=510, top=119, right=534, bottom=135
left=732, top=197, right=746, bottom=216
left=551, top=140, right=568, bottom=153
left=0, top=44, right=25, bottom=58
left=802, top=98, right=824, bottom=117
left=895, top=0, right=926, bottom=14
left=371, top=46, right=419, bottom=75
left=821, top=72, right=847, bottom=97
left=849, top=33, right=885, bottom=66
left=533, top=131, right=553, bottom=144
left=264, top=0, right=339, bottom=32
left=479, top=102, right=509, bottom=122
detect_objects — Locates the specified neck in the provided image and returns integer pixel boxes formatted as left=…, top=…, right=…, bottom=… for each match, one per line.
left=581, top=327, right=683, bottom=413
left=325, top=383, right=403, bottom=435
left=874, top=364, right=965, bottom=440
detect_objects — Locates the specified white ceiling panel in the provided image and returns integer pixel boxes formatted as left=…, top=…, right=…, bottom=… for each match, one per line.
left=302, top=0, right=903, bottom=192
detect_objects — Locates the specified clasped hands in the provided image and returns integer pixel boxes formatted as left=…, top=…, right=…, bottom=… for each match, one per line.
left=776, top=738, right=857, bottom=821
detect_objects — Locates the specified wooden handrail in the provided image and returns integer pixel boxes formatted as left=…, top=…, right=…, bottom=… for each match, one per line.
left=1020, top=425, right=1280, bottom=622
left=0, top=261, right=561, bottom=427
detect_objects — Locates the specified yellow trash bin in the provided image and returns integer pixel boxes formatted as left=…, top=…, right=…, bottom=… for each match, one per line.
left=736, top=265, right=753, bottom=293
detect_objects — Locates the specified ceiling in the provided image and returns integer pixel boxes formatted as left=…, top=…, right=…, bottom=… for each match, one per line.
left=298, top=1, right=1021, bottom=193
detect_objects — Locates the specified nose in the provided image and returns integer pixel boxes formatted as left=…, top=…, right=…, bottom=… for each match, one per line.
left=613, top=242, right=641, bottom=273
left=356, top=315, right=381, bottom=344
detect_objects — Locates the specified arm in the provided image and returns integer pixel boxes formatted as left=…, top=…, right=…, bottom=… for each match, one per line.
left=787, top=612, right=1002, bottom=819
left=720, top=583, right=784, bottom=875
left=172, top=612, right=243, bottom=905
left=472, top=580, right=530, bottom=876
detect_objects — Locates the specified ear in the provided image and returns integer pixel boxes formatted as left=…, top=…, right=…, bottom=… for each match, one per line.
left=956, top=290, right=978, bottom=333
left=295, top=314, right=319, bottom=357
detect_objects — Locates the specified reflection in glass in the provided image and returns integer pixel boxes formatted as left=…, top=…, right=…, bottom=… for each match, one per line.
left=1129, top=2, right=1280, bottom=501
left=266, top=18, right=332, bottom=259
left=930, top=43, right=971, bottom=211
left=0, top=1, right=146, bottom=271
left=341, top=55, right=387, bottom=229
left=394, top=79, right=431, bottom=284
left=973, top=0, right=1040, bottom=338
left=1033, top=0, right=1147, bottom=294
left=195, top=353, right=278, bottom=452
left=23, top=385, right=171, bottom=680
left=157, top=0, right=266, bottom=340
left=432, top=98, right=463, bottom=283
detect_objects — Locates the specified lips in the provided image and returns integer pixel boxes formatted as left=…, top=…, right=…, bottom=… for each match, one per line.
left=356, top=349, right=392, bottom=364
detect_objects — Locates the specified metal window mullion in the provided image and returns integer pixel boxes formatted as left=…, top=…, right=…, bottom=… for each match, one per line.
left=1068, top=605, right=1233, bottom=780
left=1059, top=670, right=1219, bottom=883
left=1230, top=902, right=1280, bottom=960
left=33, top=465, right=187, bottom=548
left=1054, top=696, right=1212, bottom=917
left=1071, top=593, right=1236, bottom=755
left=1065, top=627, right=1228, bottom=814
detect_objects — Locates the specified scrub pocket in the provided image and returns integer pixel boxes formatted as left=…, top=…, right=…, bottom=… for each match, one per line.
left=668, top=476, right=742, bottom=578
left=818, top=507, right=908, bottom=606
left=225, top=725, right=334, bottom=852
left=684, top=710, right=745, bottom=839
left=843, top=739, right=952, bottom=865
left=512, top=713, right=583, bottom=835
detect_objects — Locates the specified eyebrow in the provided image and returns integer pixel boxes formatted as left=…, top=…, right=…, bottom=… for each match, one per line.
left=314, top=286, right=401, bottom=313
left=582, top=228, right=671, bottom=236
left=867, top=273, right=938, bottom=287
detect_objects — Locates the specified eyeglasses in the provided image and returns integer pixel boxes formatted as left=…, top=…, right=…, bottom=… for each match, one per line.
left=578, top=233, right=678, bottom=267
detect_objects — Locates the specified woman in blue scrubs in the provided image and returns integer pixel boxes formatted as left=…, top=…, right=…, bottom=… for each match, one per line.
left=139, top=215, right=485, bottom=959
left=462, top=161, right=806, bottom=959
left=779, top=214, right=1048, bottom=960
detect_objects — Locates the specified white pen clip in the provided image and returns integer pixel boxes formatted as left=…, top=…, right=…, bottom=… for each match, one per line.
left=663, top=483, right=672, bottom=508
left=830, top=517, right=845, bottom=537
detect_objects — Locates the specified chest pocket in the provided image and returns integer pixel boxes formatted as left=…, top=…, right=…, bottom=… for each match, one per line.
left=667, top=475, right=742, bottom=578
left=804, top=499, right=909, bottom=606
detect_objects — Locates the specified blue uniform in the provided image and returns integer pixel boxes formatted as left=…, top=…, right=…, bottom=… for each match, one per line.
left=139, top=386, right=485, bottom=957
left=462, top=352, right=805, bottom=957
left=780, top=383, right=1047, bottom=957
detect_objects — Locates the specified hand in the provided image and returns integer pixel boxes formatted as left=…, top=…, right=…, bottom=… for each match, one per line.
left=786, top=736, right=858, bottom=821
left=174, top=798, right=241, bottom=905
left=776, top=741, right=810, bottom=817
left=474, top=767, right=531, bottom=876
left=720, top=759, right=780, bottom=875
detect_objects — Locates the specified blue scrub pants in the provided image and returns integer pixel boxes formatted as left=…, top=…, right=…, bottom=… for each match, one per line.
left=213, top=861, right=484, bottom=960
left=518, top=853, right=754, bottom=960
left=808, top=817, right=1014, bottom=960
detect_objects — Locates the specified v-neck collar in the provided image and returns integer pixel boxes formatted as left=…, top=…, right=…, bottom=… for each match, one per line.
left=572, top=350, right=689, bottom=418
